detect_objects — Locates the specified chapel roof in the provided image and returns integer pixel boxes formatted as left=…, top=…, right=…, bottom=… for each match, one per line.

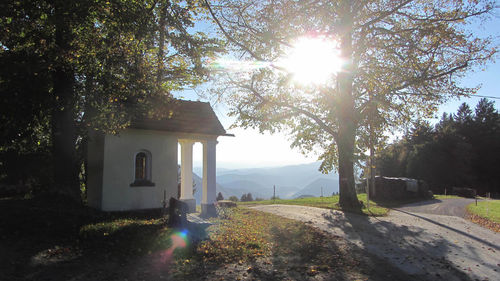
left=130, top=100, right=227, bottom=136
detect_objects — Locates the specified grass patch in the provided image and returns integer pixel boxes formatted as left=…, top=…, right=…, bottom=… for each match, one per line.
left=239, top=194, right=389, bottom=216
left=433, top=194, right=462, bottom=199
left=80, top=217, right=163, bottom=237
left=467, top=200, right=500, bottom=223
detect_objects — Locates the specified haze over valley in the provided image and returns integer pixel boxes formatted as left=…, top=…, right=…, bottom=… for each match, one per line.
left=192, top=162, right=339, bottom=203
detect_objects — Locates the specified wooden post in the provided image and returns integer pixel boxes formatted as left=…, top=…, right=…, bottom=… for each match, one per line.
left=273, top=185, right=276, bottom=203
left=162, top=190, right=167, bottom=216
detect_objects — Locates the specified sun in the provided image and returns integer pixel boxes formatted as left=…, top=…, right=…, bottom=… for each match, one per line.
left=280, top=36, right=343, bottom=85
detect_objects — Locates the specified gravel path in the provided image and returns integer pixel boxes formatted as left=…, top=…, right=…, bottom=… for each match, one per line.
left=394, top=198, right=476, bottom=217
left=251, top=204, right=500, bottom=281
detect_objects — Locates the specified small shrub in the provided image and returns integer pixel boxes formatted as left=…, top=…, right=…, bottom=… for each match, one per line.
left=241, top=193, right=253, bottom=202
left=216, top=192, right=224, bottom=201
left=452, top=187, right=476, bottom=198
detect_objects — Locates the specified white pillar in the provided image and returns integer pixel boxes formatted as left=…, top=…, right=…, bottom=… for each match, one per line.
left=179, top=139, right=195, bottom=212
left=201, top=139, right=217, bottom=217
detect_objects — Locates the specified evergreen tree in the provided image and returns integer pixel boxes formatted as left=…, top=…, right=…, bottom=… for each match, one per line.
left=216, top=192, right=224, bottom=201
left=377, top=99, right=499, bottom=196
left=246, top=193, right=253, bottom=202
left=240, top=194, right=247, bottom=202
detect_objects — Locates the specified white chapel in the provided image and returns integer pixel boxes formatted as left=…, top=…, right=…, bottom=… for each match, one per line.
left=86, top=100, right=228, bottom=217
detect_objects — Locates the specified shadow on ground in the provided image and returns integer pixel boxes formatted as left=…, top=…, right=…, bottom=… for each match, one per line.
left=4, top=197, right=495, bottom=280
left=0, top=196, right=209, bottom=281
left=321, top=209, right=477, bottom=281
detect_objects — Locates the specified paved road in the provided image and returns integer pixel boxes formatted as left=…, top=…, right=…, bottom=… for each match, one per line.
left=251, top=204, right=500, bottom=281
left=394, top=198, right=476, bottom=217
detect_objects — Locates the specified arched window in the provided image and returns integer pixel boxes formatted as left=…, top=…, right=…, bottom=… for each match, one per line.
left=135, top=152, right=148, bottom=180
left=130, top=150, right=154, bottom=186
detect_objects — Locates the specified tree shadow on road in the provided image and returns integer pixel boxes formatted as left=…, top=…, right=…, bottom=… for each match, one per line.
left=393, top=209, right=499, bottom=251
left=321, top=209, right=492, bottom=281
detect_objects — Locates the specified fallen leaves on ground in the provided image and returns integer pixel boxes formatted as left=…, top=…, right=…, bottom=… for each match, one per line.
left=466, top=213, right=500, bottom=233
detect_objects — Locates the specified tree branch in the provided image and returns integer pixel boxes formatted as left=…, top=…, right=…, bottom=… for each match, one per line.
left=358, top=0, right=413, bottom=29
left=240, top=81, right=339, bottom=141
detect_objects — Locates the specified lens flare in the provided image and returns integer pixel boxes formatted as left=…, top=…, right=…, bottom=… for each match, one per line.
left=151, top=229, right=191, bottom=272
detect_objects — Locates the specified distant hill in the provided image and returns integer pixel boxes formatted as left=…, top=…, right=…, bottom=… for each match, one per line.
left=296, top=194, right=315, bottom=199
left=292, top=178, right=339, bottom=198
left=214, top=162, right=338, bottom=199
left=221, top=180, right=268, bottom=198
left=216, top=162, right=338, bottom=189
left=189, top=162, right=340, bottom=202
left=192, top=172, right=238, bottom=204
left=273, top=185, right=301, bottom=199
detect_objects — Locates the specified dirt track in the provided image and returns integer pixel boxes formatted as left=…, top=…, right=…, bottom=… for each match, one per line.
left=251, top=204, right=500, bottom=281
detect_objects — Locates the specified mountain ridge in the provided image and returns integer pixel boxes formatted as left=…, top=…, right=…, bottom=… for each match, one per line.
left=190, top=162, right=339, bottom=203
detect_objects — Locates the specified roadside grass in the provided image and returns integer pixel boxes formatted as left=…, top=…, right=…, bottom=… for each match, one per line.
left=238, top=193, right=389, bottom=216
left=433, top=194, right=462, bottom=199
left=466, top=200, right=500, bottom=233
left=467, top=200, right=500, bottom=223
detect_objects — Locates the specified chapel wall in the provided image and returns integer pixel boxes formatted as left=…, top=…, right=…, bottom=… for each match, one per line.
left=100, top=129, right=178, bottom=211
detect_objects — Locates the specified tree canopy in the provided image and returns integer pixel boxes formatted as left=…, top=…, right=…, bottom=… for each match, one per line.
left=377, top=99, right=500, bottom=196
left=0, top=0, right=222, bottom=199
left=206, top=0, right=497, bottom=209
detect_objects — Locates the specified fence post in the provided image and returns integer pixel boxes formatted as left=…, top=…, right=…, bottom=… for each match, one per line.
left=273, top=185, right=276, bottom=204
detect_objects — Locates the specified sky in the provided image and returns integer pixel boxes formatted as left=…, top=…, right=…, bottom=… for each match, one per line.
left=177, top=10, right=500, bottom=170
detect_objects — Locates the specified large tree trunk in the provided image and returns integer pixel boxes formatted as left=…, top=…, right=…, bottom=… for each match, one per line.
left=51, top=1, right=80, bottom=201
left=337, top=121, right=361, bottom=210
left=336, top=0, right=361, bottom=210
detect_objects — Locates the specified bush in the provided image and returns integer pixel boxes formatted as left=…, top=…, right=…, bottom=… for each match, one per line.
left=216, top=192, right=224, bottom=201
left=452, top=187, right=476, bottom=198
left=228, top=196, right=239, bottom=202
left=241, top=193, right=253, bottom=202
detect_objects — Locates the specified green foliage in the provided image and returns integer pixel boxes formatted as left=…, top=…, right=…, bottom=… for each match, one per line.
left=0, top=0, right=223, bottom=195
left=207, top=0, right=497, bottom=209
left=377, top=99, right=500, bottom=196
left=228, top=195, right=239, bottom=202
left=240, top=192, right=253, bottom=202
